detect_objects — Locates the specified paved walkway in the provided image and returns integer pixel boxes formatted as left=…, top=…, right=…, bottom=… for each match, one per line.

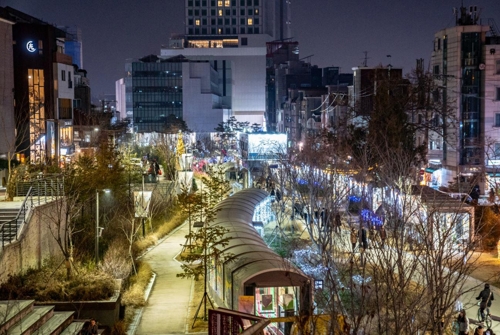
left=135, top=222, right=194, bottom=335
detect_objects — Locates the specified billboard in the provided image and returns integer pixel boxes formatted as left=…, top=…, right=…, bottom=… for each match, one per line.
left=243, top=133, right=287, bottom=161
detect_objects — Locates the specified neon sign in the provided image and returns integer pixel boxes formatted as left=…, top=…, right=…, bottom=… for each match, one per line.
left=26, top=41, right=36, bottom=53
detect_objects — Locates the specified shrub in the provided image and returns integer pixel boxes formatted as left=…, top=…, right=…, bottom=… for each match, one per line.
left=101, top=242, right=132, bottom=280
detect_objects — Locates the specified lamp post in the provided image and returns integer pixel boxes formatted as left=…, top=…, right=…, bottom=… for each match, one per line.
left=96, top=189, right=110, bottom=264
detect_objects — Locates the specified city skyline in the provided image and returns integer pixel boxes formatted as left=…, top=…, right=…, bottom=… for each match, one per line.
left=2, top=0, right=499, bottom=100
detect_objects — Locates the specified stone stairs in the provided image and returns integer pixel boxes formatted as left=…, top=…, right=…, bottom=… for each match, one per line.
left=0, top=300, right=84, bottom=335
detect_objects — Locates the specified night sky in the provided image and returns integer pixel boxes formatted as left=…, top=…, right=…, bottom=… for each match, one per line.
left=2, top=0, right=499, bottom=101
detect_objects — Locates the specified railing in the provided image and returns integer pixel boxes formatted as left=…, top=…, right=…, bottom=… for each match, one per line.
left=16, top=175, right=65, bottom=198
left=1, top=187, right=34, bottom=249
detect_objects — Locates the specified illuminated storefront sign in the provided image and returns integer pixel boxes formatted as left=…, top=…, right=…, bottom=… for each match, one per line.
left=26, top=41, right=36, bottom=53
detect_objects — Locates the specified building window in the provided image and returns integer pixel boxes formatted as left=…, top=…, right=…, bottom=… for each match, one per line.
left=194, top=9, right=199, bottom=15
left=225, top=0, right=230, bottom=6
left=218, top=28, right=222, bottom=34
left=495, top=113, right=500, bottom=127
left=225, top=9, right=230, bottom=15
left=188, top=9, right=193, bottom=15
left=218, top=9, right=223, bottom=16
left=495, top=143, right=500, bottom=159
left=211, top=9, right=215, bottom=15
left=496, top=59, right=500, bottom=75
left=241, top=37, right=248, bottom=46
left=247, top=18, right=253, bottom=25
left=240, top=9, right=245, bottom=15
left=254, top=18, right=259, bottom=25
left=247, top=0, right=252, bottom=5
left=248, top=9, right=253, bottom=15
left=433, top=65, right=439, bottom=75
left=195, top=19, right=200, bottom=26
left=240, top=18, right=245, bottom=25
left=438, top=38, right=441, bottom=50
left=240, top=27, right=245, bottom=34
left=255, top=8, right=259, bottom=15
left=497, top=87, right=500, bottom=101
left=188, top=0, right=193, bottom=6
left=218, top=0, right=223, bottom=6
left=61, top=70, right=66, bottom=81
left=254, top=0, right=259, bottom=4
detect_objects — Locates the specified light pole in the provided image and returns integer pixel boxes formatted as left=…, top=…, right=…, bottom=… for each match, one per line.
left=96, top=189, right=110, bottom=264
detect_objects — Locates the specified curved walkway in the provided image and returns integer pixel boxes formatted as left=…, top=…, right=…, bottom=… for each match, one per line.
left=136, top=222, right=193, bottom=335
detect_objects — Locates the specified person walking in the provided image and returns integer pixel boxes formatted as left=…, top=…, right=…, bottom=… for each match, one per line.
left=350, top=228, right=357, bottom=252
left=361, top=227, right=368, bottom=250
left=335, top=213, right=342, bottom=234
left=379, top=226, right=387, bottom=248
left=456, top=309, right=470, bottom=335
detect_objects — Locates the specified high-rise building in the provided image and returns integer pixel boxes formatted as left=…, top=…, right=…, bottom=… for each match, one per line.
left=158, top=0, right=292, bottom=131
left=428, top=5, right=500, bottom=193
left=184, top=0, right=291, bottom=44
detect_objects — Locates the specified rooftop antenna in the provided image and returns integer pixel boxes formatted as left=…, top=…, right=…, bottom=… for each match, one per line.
left=362, top=51, right=369, bottom=67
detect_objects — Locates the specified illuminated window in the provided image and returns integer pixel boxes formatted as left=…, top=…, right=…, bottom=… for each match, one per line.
left=247, top=18, right=253, bottom=25
left=255, top=8, right=259, bottom=14
left=225, top=0, right=230, bottom=6
left=218, top=9, right=223, bottom=16
left=218, top=28, right=222, bottom=34
left=218, top=0, right=223, bottom=6
left=195, top=19, right=200, bottom=26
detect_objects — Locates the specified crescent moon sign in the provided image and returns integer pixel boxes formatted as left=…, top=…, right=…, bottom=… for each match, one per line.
left=26, top=41, right=36, bottom=53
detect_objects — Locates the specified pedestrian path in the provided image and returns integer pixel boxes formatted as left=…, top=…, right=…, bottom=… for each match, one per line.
left=135, top=222, right=193, bottom=335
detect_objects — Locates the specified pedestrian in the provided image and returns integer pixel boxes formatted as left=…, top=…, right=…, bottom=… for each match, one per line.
left=379, top=226, right=387, bottom=248
left=456, top=309, right=469, bottom=335
left=485, top=328, right=495, bottom=335
left=350, top=228, right=357, bottom=252
left=361, top=227, right=368, bottom=250
left=489, top=188, right=496, bottom=204
left=80, top=318, right=98, bottom=335
left=474, top=325, right=484, bottom=335
left=335, top=213, right=342, bottom=233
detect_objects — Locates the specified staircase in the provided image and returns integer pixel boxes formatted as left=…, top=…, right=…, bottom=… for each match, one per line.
left=0, top=206, right=23, bottom=246
left=0, top=300, right=84, bottom=335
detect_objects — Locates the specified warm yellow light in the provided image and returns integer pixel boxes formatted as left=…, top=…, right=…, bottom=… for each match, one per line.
left=248, top=18, right=253, bottom=25
left=195, top=19, right=200, bottom=26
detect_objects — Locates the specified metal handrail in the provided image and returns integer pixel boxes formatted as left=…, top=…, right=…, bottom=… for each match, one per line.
left=1, top=186, right=33, bottom=249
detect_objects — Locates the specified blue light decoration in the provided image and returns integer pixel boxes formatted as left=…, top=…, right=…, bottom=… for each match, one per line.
left=360, top=209, right=383, bottom=227
left=349, top=195, right=361, bottom=203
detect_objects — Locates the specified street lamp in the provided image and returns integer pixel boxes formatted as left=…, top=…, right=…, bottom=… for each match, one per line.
left=96, top=189, right=110, bottom=264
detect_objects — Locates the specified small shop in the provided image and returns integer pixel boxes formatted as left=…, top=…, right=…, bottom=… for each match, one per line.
left=423, top=167, right=442, bottom=189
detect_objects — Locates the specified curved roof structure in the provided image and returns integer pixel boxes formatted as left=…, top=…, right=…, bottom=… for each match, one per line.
left=210, top=189, right=310, bottom=302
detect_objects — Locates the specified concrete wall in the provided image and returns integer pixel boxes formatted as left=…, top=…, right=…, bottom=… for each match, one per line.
left=0, top=18, right=15, bottom=157
left=0, top=200, right=66, bottom=283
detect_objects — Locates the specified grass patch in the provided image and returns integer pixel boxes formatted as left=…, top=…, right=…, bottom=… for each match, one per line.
left=187, top=280, right=209, bottom=333
left=0, top=261, right=116, bottom=301
left=121, top=261, right=153, bottom=309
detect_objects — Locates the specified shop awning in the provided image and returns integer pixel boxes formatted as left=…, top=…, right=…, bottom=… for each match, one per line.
left=425, top=167, right=440, bottom=173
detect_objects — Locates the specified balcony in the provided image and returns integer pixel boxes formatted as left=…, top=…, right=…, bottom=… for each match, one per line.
left=54, top=52, right=73, bottom=66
